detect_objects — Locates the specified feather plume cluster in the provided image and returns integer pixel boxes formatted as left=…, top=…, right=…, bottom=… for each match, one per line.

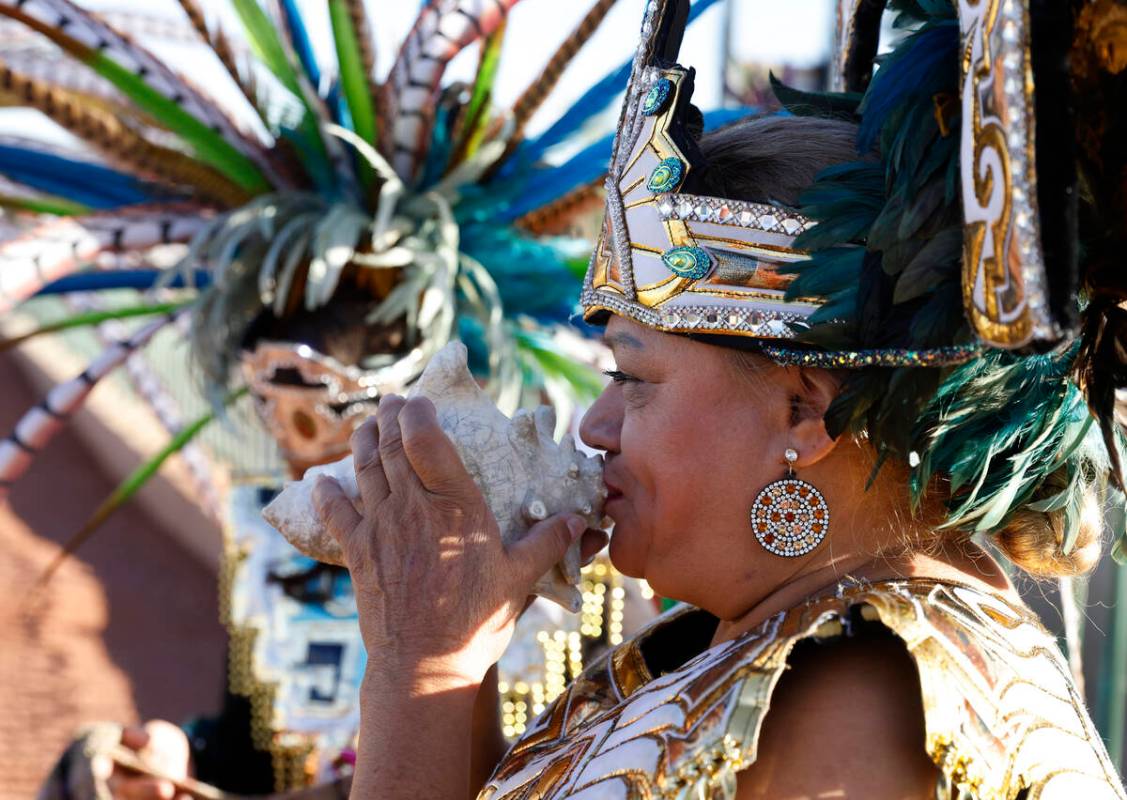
left=1, top=0, right=752, bottom=560
left=773, top=0, right=1127, bottom=560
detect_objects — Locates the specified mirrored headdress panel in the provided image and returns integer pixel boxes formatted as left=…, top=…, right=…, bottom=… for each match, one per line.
left=581, top=0, right=823, bottom=341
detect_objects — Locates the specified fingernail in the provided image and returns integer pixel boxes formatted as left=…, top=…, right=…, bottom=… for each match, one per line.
left=566, top=516, right=586, bottom=539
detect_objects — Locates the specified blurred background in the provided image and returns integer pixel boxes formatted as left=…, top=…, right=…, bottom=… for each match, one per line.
left=0, top=1, right=1123, bottom=796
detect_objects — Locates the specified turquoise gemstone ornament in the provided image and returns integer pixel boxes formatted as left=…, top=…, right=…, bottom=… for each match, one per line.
left=642, top=78, right=674, bottom=115
left=647, top=157, right=685, bottom=193
left=662, top=246, right=712, bottom=279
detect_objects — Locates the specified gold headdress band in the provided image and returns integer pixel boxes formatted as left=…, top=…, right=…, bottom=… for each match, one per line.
left=581, top=1, right=825, bottom=342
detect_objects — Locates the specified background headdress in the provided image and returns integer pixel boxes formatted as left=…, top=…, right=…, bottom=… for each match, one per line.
left=585, top=0, right=1127, bottom=559
left=0, top=0, right=741, bottom=563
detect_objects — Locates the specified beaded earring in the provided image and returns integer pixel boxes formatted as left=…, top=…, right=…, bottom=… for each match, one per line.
left=750, top=448, right=830, bottom=557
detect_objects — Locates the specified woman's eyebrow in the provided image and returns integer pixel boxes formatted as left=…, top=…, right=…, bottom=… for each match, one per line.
left=604, top=332, right=644, bottom=352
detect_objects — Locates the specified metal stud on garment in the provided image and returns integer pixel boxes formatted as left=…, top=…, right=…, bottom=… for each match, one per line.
left=750, top=448, right=830, bottom=558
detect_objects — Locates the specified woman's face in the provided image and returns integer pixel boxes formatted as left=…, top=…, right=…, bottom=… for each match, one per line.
left=580, top=316, right=797, bottom=613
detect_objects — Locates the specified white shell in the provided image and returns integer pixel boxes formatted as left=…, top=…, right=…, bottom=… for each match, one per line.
left=262, top=342, right=606, bottom=612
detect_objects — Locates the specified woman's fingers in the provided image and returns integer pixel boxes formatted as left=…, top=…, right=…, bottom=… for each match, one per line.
left=510, top=514, right=586, bottom=586
left=108, top=776, right=176, bottom=800
left=351, top=417, right=389, bottom=509
left=399, top=397, right=475, bottom=497
left=120, top=726, right=149, bottom=751
left=579, top=528, right=610, bottom=564
left=314, top=476, right=362, bottom=544
left=376, top=395, right=421, bottom=493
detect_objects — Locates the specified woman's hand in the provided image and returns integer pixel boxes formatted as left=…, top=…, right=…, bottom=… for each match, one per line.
left=312, top=395, right=592, bottom=685
left=106, top=721, right=192, bottom=800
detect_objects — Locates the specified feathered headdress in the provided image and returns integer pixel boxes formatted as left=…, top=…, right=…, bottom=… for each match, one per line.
left=0, top=0, right=742, bottom=566
left=787, top=0, right=1127, bottom=556
left=584, top=0, right=1127, bottom=561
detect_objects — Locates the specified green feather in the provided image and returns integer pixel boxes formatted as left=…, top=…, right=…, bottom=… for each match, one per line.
left=783, top=246, right=864, bottom=300
left=892, top=229, right=962, bottom=303
left=38, top=388, right=246, bottom=585
left=0, top=192, right=91, bottom=216
left=454, top=23, right=506, bottom=166
left=230, top=0, right=329, bottom=178
left=88, top=52, right=270, bottom=193
left=516, top=331, right=604, bottom=402
left=770, top=73, right=863, bottom=120
left=328, top=0, right=377, bottom=185
left=0, top=301, right=190, bottom=353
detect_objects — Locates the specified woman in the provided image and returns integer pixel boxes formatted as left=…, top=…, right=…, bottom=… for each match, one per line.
left=312, top=0, right=1127, bottom=797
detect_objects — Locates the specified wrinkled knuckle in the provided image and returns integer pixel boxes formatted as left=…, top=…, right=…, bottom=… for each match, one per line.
left=355, top=453, right=384, bottom=480
left=431, top=494, right=466, bottom=517
left=402, top=426, right=441, bottom=458
left=379, top=432, right=405, bottom=458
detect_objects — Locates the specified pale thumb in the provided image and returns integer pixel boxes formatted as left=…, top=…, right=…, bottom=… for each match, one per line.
left=510, top=514, right=585, bottom=584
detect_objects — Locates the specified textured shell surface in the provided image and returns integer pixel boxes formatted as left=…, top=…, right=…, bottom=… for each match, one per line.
left=262, top=342, right=606, bottom=611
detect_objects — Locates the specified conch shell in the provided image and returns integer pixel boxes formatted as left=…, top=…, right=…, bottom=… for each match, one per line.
left=262, top=342, right=606, bottom=612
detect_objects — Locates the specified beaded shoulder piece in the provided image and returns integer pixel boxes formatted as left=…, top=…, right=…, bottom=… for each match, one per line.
left=479, top=579, right=1125, bottom=800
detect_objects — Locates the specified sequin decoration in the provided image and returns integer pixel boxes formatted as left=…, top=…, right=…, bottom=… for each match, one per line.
left=642, top=78, right=674, bottom=115
left=757, top=342, right=982, bottom=369
left=647, top=157, right=685, bottom=193
left=662, top=245, right=712, bottom=279
left=750, top=478, right=829, bottom=557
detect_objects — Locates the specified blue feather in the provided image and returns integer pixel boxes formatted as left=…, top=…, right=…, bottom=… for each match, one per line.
left=486, top=106, right=754, bottom=224
left=0, top=146, right=158, bottom=208
left=278, top=0, right=323, bottom=89
left=419, top=104, right=456, bottom=190
left=491, top=133, right=614, bottom=223
left=36, top=270, right=211, bottom=296
left=857, top=21, right=959, bottom=151
left=507, top=0, right=726, bottom=171
left=460, top=226, right=584, bottom=322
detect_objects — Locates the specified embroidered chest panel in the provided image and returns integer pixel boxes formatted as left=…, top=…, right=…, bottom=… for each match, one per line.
left=479, top=580, right=1126, bottom=800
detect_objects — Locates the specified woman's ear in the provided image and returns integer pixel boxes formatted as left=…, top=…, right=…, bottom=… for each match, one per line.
left=789, top=368, right=839, bottom=469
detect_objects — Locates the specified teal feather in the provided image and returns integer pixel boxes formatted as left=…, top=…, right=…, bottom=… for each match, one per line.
left=783, top=247, right=864, bottom=300
left=770, top=73, right=862, bottom=120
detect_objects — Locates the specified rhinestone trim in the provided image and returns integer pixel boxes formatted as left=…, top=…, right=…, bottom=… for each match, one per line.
left=582, top=287, right=809, bottom=338
left=656, top=193, right=816, bottom=237
left=758, top=342, right=982, bottom=368
left=997, top=0, right=1052, bottom=340
left=751, top=478, right=829, bottom=558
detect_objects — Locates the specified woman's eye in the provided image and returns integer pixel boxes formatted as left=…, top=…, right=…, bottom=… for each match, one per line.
left=603, top=369, right=639, bottom=384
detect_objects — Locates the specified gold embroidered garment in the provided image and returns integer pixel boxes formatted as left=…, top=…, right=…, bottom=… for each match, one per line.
left=480, top=579, right=1125, bottom=800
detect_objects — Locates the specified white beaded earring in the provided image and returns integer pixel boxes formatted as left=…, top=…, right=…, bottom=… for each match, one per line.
left=750, top=448, right=830, bottom=557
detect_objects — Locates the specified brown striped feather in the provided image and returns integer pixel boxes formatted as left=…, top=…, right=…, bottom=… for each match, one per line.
left=174, top=0, right=259, bottom=113
left=0, top=0, right=287, bottom=187
left=507, top=0, right=618, bottom=145
left=515, top=180, right=603, bottom=236
left=0, top=60, right=252, bottom=207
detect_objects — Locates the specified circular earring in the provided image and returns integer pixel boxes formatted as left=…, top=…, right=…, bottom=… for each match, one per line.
left=750, top=448, right=830, bottom=557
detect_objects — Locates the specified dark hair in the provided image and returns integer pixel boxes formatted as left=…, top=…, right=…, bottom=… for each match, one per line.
left=696, top=114, right=863, bottom=206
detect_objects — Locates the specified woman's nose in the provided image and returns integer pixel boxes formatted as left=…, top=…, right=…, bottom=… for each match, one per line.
left=580, top=386, right=623, bottom=454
